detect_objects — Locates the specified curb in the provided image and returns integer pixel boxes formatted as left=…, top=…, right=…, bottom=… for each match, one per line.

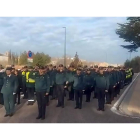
left=111, top=73, right=140, bottom=116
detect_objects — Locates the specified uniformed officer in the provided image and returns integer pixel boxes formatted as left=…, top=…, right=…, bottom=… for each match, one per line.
left=21, top=66, right=28, bottom=99
left=1, top=67, right=18, bottom=117
left=84, top=68, right=94, bottom=102
left=0, top=64, right=4, bottom=105
left=70, top=68, right=85, bottom=109
left=55, top=64, right=67, bottom=108
left=93, top=65, right=99, bottom=99
left=67, top=65, right=75, bottom=101
left=26, top=66, right=35, bottom=105
left=94, top=67, right=109, bottom=111
left=47, top=64, right=55, bottom=100
left=114, top=67, right=121, bottom=96
left=33, top=66, right=50, bottom=120
left=15, top=70, right=22, bottom=104
left=106, top=66, right=116, bottom=104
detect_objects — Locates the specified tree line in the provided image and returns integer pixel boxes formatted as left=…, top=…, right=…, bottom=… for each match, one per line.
left=7, top=51, right=51, bottom=66
left=124, top=56, right=140, bottom=73
left=7, top=51, right=83, bottom=68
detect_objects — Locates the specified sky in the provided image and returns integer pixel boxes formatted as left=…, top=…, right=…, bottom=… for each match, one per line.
left=0, top=17, right=140, bottom=64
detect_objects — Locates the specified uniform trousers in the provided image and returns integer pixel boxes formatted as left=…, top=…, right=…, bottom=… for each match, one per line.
left=27, top=87, right=34, bottom=104
left=85, top=85, right=92, bottom=102
left=53, top=84, right=57, bottom=99
left=15, top=86, right=20, bottom=104
left=3, top=92, right=15, bottom=115
left=68, top=83, right=74, bottom=100
left=96, top=88, right=105, bottom=110
left=36, top=91, right=47, bottom=118
left=106, top=86, right=113, bottom=103
left=74, top=89, right=83, bottom=108
left=0, top=85, right=4, bottom=105
left=22, top=83, right=27, bottom=98
left=56, top=85, right=64, bottom=106
left=93, top=87, right=97, bottom=98
left=115, top=83, right=120, bottom=96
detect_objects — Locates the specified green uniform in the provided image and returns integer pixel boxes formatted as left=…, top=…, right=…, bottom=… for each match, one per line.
left=0, top=72, right=4, bottom=104
left=95, top=73, right=110, bottom=110
left=1, top=74, right=18, bottom=115
left=34, top=73, right=50, bottom=93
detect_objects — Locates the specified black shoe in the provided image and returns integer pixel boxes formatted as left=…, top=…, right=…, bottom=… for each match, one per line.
left=72, top=99, right=74, bottom=101
left=56, top=105, right=61, bottom=107
left=86, top=100, right=90, bottom=102
left=75, top=107, right=79, bottom=109
left=67, top=99, right=71, bottom=101
left=97, top=108, right=101, bottom=111
left=4, top=114, right=9, bottom=117
left=101, top=109, right=105, bottom=111
left=9, top=113, right=14, bottom=117
left=79, top=107, right=82, bottom=109
left=41, top=117, right=45, bottom=120
left=36, top=116, right=42, bottom=119
left=62, top=106, right=64, bottom=108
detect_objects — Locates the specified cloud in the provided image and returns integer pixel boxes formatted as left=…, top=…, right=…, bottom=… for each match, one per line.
left=0, top=17, right=133, bottom=64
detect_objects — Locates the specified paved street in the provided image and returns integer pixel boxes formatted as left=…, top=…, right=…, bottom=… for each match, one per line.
left=0, top=74, right=140, bottom=123
left=118, top=73, right=140, bottom=118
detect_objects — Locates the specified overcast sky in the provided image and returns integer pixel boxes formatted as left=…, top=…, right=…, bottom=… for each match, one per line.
left=0, top=17, right=140, bottom=64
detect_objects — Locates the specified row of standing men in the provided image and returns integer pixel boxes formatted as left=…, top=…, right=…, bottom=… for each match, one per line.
left=0, top=64, right=133, bottom=120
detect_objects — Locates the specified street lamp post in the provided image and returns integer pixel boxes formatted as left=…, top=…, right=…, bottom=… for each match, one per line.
left=63, top=27, right=66, bottom=67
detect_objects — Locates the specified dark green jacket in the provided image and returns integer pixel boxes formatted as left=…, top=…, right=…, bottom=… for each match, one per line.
left=55, top=71, right=67, bottom=85
left=108, top=72, right=116, bottom=87
left=47, top=70, right=55, bottom=86
left=66, top=70, right=75, bottom=83
left=71, top=74, right=85, bottom=90
left=84, top=73, right=94, bottom=86
left=33, top=73, right=50, bottom=93
left=0, top=72, right=4, bottom=86
left=1, top=74, right=18, bottom=94
left=95, top=73, right=110, bottom=90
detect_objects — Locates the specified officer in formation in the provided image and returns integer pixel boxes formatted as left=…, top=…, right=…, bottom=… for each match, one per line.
left=0, top=64, right=133, bottom=119
left=0, top=67, right=18, bottom=117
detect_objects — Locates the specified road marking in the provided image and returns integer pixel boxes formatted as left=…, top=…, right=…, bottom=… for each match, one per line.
left=111, top=73, right=140, bottom=117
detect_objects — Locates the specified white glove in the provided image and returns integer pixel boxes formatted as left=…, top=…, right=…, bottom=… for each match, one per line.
left=105, top=90, right=108, bottom=92
left=46, top=93, right=49, bottom=96
left=66, top=81, right=69, bottom=84
left=13, top=93, right=16, bottom=95
left=82, top=90, right=85, bottom=92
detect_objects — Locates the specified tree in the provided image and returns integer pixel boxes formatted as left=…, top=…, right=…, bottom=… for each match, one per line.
left=116, top=17, right=140, bottom=52
left=33, top=52, right=51, bottom=66
left=124, top=56, right=140, bottom=72
left=70, top=52, right=82, bottom=68
left=15, top=53, right=19, bottom=65
left=8, top=50, right=11, bottom=65
left=11, top=52, right=15, bottom=65
left=19, top=51, right=27, bottom=65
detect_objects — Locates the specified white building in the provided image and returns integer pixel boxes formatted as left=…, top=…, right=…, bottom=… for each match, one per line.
left=0, top=53, right=8, bottom=62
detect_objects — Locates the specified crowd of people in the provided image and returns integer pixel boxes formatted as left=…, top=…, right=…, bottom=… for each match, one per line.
left=0, top=64, right=134, bottom=120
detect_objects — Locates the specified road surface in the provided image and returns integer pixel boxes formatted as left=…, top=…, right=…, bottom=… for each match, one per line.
left=113, top=73, right=140, bottom=119
left=0, top=74, right=140, bottom=123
